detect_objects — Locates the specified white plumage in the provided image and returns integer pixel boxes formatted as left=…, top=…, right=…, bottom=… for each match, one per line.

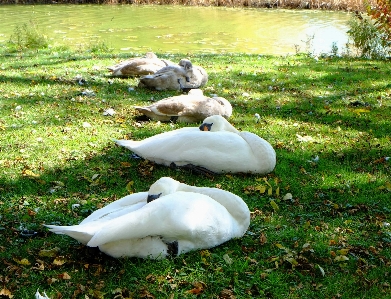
left=116, top=115, right=276, bottom=174
left=134, top=89, right=232, bottom=122
left=45, top=177, right=250, bottom=259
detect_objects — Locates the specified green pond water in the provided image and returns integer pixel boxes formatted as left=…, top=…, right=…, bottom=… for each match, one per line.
left=0, top=5, right=351, bottom=55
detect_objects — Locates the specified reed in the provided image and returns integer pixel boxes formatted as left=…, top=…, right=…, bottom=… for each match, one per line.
left=0, top=0, right=375, bottom=12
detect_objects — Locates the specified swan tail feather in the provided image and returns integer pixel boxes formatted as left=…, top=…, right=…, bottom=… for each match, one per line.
left=44, top=224, right=95, bottom=245
left=114, top=139, right=139, bottom=149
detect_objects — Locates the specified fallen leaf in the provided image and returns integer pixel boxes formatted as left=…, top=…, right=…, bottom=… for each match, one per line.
left=32, top=259, right=45, bottom=271
left=126, top=181, right=134, bottom=193
left=53, top=257, right=66, bottom=266
left=285, top=257, right=298, bottom=266
left=270, top=200, right=279, bottom=212
left=39, top=247, right=61, bottom=258
left=13, top=258, right=30, bottom=266
left=282, top=193, right=293, bottom=200
left=187, top=281, right=206, bottom=294
left=22, top=169, right=40, bottom=178
left=91, top=174, right=100, bottom=180
left=336, top=249, right=349, bottom=255
left=260, top=233, right=267, bottom=245
left=120, top=162, right=132, bottom=168
left=200, top=250, right=211, bottom=257
left=296, top=134, right=315, bottom=142
left=0, top=288, right=14, bottom=298
left=223, top=254, right=233, bottom=265
left=255, top=185, right=266, bottom=193
left=219, top=289, right=236, bottom=299
left=58, top=272, right=71, bottom=280
left=316, top=264, right=325, bottom=277
left=334, top=255, right=349, bottom=262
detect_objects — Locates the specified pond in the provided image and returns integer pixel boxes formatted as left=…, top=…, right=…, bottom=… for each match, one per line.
left=0, top=5, right=351, bottom=55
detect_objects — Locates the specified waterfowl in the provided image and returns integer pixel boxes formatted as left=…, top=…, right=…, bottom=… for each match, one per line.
left=45, top=177, right=250, bottom=259
left=107, top=52, right=174, bottom=77
left=134, top=89, right=232, bottom=122
left=116, top=115, right=276, bottom=174
left=138, top=59, right=208, bottom=91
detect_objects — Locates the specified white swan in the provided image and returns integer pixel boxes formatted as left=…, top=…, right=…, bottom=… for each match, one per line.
left=134, top=89, right=232, bottom=122
left=139, top=59, right=208, bottom=91
left=116, top=115, right=276, bottom=174
left=45, top=177, right=250, bottom=259
left=107, top=52, right=174, bottom=77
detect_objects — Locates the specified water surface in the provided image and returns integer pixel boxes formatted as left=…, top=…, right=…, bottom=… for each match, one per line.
left=0, top=5, right=351, bottom=54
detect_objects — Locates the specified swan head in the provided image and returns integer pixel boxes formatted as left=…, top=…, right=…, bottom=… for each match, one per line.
left=199, top=115, right=239, bottom=133
left=187, top=89, right=204, bottom=96
left=147, top=177, right=182, bottom=203
left=178, top=59, right=193, bottom=71
left=144, top=52, right=158, bottom=59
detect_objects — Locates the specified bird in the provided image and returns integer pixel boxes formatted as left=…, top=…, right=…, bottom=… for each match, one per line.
left=134, top=89, right=232, bottom=123
left=115, top=115, right=276, bottom=174
left=35, top=290, right=50, bottom=299
left=107, top=52, right=174, bottom=77
left=45, top=177, right=250, bottom=259
left=138, top=59, right=208, bottom=91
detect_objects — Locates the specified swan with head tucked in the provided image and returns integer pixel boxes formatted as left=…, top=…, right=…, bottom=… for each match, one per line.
left=134, top=89, right=232, bottom=123
left=115, top=115, right=276, bottom=174
left=45, top=177, right=250, bottom=259
left=107, top=52, right=174, bottom=77
left=139, top=59, right=208, bottom=91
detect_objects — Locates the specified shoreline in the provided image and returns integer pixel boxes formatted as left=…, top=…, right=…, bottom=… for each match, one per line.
left=0, top=0, right=370, bottom=12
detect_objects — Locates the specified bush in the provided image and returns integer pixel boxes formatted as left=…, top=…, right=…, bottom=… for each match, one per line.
left=8, top=21, right=49, bottom=51
left=347, top=12, right=390, bottom=59
left=367, top=0, right=391, bottom=40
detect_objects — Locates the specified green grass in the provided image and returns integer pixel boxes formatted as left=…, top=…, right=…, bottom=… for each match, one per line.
left=0, top=46, right=391, bottom=299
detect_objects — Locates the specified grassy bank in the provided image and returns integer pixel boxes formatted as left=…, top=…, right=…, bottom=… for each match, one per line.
left=0, top=0, right=372, bottom=12
left=0, top=47, right=390, bottom=298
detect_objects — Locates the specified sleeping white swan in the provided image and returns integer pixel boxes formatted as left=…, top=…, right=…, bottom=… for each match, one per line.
left=134, top=89, right=232, bottom=122
left=116, top=115, right=276, bottom=174
left=45, top=177, right=250, bottom=259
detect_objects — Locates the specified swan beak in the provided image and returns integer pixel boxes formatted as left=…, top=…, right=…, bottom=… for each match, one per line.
left=147, top=193, right=162, bottom=203
left=199, top=122, right=213, bottom=131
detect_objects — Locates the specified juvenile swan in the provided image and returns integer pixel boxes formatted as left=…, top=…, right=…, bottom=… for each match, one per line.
left=107, top=52, right=174, bottom=77
left=45, top=177, right=250, bottom=259
left=139, top=59, right=208, bottom=91
left=134, top=89, right=232, bottom=122
left=116, top=115, right=276, bottom=174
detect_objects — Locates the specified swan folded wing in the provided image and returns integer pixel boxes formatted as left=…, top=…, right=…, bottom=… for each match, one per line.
left=80, top=192, right=148, bottom=225
left=87, top=192, right=234, bottom=249
left=238, top=132, right=276, bottom=174
left=142, top=132, right=254, bottom=172
left=186, top=186, right=250, bottom=234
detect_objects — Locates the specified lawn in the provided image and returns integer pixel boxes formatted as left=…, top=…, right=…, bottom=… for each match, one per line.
left=0, top=46, right=390, bottom=298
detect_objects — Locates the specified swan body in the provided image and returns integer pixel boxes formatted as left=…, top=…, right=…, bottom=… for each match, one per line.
left=107, top=52, right=174, bottom=77
left=134, top=89, right=232, bottom=122
left=45, top=177, right=250, bottom=259
left=139, top=59, right=208, bottom=91
left=116, top=115, right=276, bottom=174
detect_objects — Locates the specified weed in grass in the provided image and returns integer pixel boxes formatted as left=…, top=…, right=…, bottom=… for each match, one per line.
left=7, top=21, right=49, bottom=52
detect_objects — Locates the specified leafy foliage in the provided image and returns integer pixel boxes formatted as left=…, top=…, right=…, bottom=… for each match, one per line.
left=347, top=12, right=390, bottom=58
left=7, top=22, right=49, bottom=52
left=367, top=0, right=391, bottom=39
